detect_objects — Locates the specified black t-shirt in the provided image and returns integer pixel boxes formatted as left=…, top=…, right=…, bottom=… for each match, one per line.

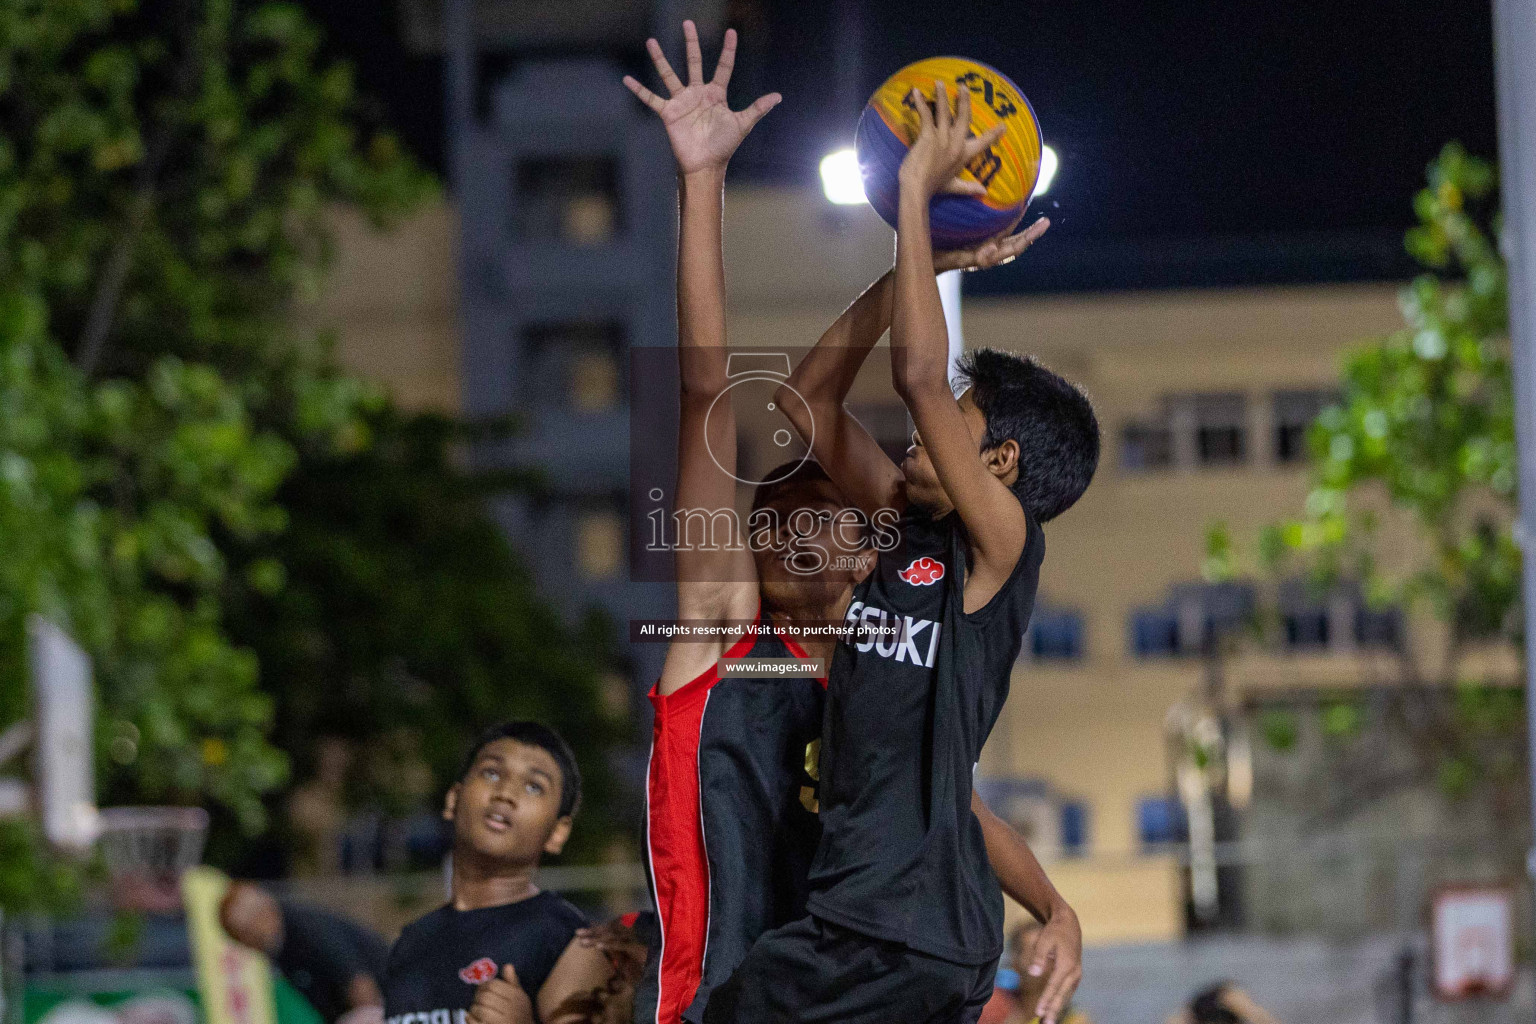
left=275, top=903, right=390, bottom=1023
left=382, top=893, right=587, bottom=1024
left=806, top=506, right=1043, bottom=965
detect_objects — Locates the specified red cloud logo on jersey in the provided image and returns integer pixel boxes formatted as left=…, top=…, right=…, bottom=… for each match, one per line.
left=898, top=557, right=946, bottom=586
left=459, top=957, right=498, bottom=985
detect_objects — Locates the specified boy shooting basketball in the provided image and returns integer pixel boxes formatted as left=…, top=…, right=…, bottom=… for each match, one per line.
left=701, top=82, right=1098, bottom=1024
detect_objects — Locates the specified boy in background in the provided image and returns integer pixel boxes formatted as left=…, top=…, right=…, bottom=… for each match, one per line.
left=382, top=723, right=611, bottom=1024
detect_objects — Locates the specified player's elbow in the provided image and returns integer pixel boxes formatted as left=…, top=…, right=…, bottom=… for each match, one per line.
left=774, top=381, right=816, bottom=438
left=679, top=373, right=726, bottom=404
left=893, top=366, right=950, bottom=409
left=677, top=347, right=728, bottom=402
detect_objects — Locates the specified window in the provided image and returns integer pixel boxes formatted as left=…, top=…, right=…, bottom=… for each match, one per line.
left=1130, top=608, right=1180, bottom=657
left=1279, top=580, right=1331, bottom=650
left=1273, top=389, right=1338, bottom=464
left=1171, top=580, right=1256, bottom=644
left=576, top=509, right=625, bottom=579
left=1132, top=582, right=1255, bottom=657
left=1193, top=393, right=1247, bottom=466
left=514, top=156, right=621, bottom=244
left=1282, top=605, right=1330, bottom=649
left=1277, top=579, right=1401, bottom=653
left=522, top=320, right=626, bottom=411
left=1059, top=801, right=1089, bottom=856
left=1120, top=421, right=1174, bottom=471
left=1355, top=605, right=1403, bottom=649
left=1026, top=608, right=1085, bottom=660
left=1137, top=795, right=1187, bottom=848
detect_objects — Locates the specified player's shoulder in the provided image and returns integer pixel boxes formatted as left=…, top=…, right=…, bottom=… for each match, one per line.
left=391, top=903, right=452, bottom=953
left=529, top=890, right=589, bottom=932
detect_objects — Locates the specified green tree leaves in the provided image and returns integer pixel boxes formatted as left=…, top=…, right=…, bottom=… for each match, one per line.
left=1, top=0, right=619, bottom=900
left=1246, top=145, right=1524, bottom=801
left=1264, top=144, right=1516, bottom=657
left=0, top=0, right=430, bottom=897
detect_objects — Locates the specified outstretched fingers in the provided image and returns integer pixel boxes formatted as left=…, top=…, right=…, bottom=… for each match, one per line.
left=1018, top=215, right=1051, bottom=245
left=738, top=91, right=783, bottom=132
left=1028, top=931, right=1083, bottom=1024
left=712, top=27, right=738, bottom=88
left=964, top=122, right=1007, bottom=162
left=985, top=216, right=1048, bottom=267
left=682, top=19, right=704, bottom=84
left=622, top=75, right=665, bottom=113
left=911, top=87, right=934, bottom=135
left=953, top=82, right=973, bottom=138
left=645, top=37, right=685, bottom=95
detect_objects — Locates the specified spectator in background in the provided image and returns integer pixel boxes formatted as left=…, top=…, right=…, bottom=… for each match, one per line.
left=979, top=920, right=1095, bottom=1024
left=1165, top=982, right=1281, bottom=1024
left=288, top=737, right=353, bottom=874
left=221, top=881, right=389, bottom=1024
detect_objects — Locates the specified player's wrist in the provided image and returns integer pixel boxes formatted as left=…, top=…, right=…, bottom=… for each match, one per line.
left=679, top=164, right=728, bottom=188
left=897, top=164, right=938, bottom=202
left=896, top=188, right=932, bottom=231
left=1043, top=895, right=1078, bottom=929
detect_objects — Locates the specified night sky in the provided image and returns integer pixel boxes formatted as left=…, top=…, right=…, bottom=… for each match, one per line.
left=300, top=0, right=1499, bottom=289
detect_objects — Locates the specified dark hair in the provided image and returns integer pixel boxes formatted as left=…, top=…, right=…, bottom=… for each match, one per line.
left=460, top=721, right=582, bottom=819
left=953, top=348, right=1099, bottom=523
left=749, top=459, right=836, bottom=515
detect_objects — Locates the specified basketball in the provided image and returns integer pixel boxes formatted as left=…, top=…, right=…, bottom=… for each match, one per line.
left=855, top=57, right=1043, bottom=250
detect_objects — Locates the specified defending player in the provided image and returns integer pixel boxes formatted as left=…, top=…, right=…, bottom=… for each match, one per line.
left=620, top=25, right=1083, bottom=1024
left=620, top=25, right=862, bottom=1024
left=382, top=722, right=611, bottom=1024
left=702, top=84, right=1098, bottom=1024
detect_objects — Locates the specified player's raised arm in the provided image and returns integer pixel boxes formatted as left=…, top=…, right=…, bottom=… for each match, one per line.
left=777, top=222, right=1049, bottom=523
left=891, top=82, right=1035, bottom=598
left=775, top=271, right=903, bottom=521
left=623, top=23, right=780, bottom=683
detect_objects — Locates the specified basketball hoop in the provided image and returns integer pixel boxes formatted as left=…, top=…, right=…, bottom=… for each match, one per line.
left=96, top=806, right=210, bottom=913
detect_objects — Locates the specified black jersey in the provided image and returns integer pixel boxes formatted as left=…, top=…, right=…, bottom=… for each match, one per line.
left=806, top=507, right=1043, bottom=965
left=382, top=893, right=587, bottom=1024
left=641, top=608, right=824, bottom=1024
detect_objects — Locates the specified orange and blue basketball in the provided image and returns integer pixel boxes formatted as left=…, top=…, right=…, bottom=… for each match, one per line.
left=855, top=57, right=1042, bottom=250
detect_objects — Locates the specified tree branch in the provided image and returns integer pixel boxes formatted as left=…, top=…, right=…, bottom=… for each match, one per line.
left=74, top=145, right=164, bottom=377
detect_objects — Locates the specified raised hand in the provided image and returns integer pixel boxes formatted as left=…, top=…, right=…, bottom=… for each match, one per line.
left=622, top=21, right=781, bottom=176
left=898, top=81, right=1006, bottom=202
left=934, top=215, right=1050, bottom=273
